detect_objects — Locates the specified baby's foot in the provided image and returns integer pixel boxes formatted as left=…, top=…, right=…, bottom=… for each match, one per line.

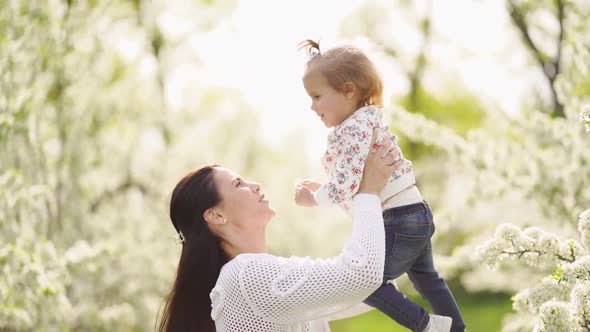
left=423, top=314, right=452, bottom=332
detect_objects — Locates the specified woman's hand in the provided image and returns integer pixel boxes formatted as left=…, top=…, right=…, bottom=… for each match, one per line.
left=358, top=129, right=403, bottom=195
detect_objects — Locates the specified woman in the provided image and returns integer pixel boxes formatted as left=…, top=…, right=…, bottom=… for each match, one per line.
left=158, top=132, right=402, bottom=332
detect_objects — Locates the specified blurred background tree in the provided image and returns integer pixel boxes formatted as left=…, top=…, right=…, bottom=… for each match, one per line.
left=1, top=0, right=588, bottom=331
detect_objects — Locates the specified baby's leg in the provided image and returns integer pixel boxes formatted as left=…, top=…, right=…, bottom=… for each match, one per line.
left=407, top=241, right=466, bottom=332
left=363, top=202, right=435, bottom=331
left=363, top=283, right=430, bottom=331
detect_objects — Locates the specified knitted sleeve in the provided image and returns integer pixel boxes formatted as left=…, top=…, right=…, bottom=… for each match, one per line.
left=234, top=194, right=384, bottom=324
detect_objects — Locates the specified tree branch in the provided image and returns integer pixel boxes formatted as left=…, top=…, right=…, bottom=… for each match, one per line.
left=408, top=0, right=433, bottom=109
left=506, top=0, right=566, bottom=117
left=89, top=177, right=159, bottom=213
left=554, top=0, right=564, bottom=77
left=498, top=248, right=575, bottom=264
left=507, top=1, right=546, bottom=71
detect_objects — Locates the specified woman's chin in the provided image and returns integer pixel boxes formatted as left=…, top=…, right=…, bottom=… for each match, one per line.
left=264, top=207, right=276, bottom=220
left=269, top=207, right=276, bottom=216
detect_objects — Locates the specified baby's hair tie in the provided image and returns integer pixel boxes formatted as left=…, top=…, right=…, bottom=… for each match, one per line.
left=309, top=48, right=319, bottom=60
left=298, top=39, right=321, bottom=61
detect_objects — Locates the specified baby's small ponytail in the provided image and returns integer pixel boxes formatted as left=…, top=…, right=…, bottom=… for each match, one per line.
left=298, top=39, right=321, bottom=60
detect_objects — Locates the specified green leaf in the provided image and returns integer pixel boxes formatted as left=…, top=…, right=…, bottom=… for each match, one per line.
left=550, top=266, right=564, bottom=281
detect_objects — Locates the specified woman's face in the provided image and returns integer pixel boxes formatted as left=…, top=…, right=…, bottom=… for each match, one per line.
left=212, top=167, right=275, bottom=230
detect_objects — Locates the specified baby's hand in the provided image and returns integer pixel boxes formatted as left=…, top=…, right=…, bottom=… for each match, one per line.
left=295, top=185, right=318, bottom=207
left=296, top=179, right=322, bottom=192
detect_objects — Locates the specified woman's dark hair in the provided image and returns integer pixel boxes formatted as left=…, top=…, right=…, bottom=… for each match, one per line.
left=157, top=165, right=228, bottom=332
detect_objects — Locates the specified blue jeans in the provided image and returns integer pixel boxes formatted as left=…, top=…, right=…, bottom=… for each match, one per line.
left=363, top=201, right=466, bottom=332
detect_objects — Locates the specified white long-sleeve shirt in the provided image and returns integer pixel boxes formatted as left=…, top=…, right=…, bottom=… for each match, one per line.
left=313, top=106, right=416, bottom=214
left=210, top=194, right=385, bottom=332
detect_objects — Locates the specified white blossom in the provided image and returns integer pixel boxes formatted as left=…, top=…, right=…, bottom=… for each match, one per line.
left=478, top=238, right=509, bottom=266
left=580, top=209, right=590, bottom=249
left=512, top=281, right=565, bottom=314
left=497, top=223, right=523, bottom=243
left=63, top=241, right=102, bottom=265
left=570, top=284, right=590, bottom=331
left=581, top=105, right=590, bottom=133
left=535, top=301, right=575, bottom=332
left=561, top=256, right=590, bottom=283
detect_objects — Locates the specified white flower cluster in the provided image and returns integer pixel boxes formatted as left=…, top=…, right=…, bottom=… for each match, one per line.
left=580, top=209, right=590, bottom=249
left=535, top=301, right=574, bottom=332
left=580, top=105, right=590, bottom=133
left=478, top=223, right=582, bottom=269
left=580, top=106, right=590, bottom=133
left=478, top=212, right=590, bottom=331
left=512, top=279, right=569, bottom=314
left=570, top=282, right=590, bottom=327
left=561, top=256, right=590, bottom=283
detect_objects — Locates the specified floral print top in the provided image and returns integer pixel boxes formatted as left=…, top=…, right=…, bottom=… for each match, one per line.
left=313, top=106, right=415, bottom=214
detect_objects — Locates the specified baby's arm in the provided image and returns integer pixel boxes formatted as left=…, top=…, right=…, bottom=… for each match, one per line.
left=295, top=181, right=320, bottom=207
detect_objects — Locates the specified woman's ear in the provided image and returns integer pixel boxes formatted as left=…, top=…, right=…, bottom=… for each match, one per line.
left=203, top=208, right=227, bottom=225
left=343, top=82, right=357, bottom=99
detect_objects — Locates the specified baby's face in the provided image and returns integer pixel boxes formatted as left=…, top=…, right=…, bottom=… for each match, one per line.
left=302, top=65, right=359, bottom=128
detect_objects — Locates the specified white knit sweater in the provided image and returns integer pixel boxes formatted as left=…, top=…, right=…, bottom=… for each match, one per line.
left=210, top=194, right=385, bottom=332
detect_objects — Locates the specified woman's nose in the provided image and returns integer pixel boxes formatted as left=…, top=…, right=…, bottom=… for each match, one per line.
left=251, top=183, right=261, bottom=193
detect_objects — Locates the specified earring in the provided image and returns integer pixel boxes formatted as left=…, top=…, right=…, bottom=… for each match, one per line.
left=221, top=218, right=227, bottom=224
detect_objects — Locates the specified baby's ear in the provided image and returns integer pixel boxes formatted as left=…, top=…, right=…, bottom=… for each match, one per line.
left=342, top=82, right=357, bottom=99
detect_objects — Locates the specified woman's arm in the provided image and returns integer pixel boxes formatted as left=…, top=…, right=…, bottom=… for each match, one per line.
left=236, top=194, right=384, bottom=324
left=323, top=302, right=374, bottom=321
left=235, top=138, right=401, bottom=324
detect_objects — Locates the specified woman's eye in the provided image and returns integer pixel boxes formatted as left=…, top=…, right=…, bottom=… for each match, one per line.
left=235, top=180, right=241, bottom=187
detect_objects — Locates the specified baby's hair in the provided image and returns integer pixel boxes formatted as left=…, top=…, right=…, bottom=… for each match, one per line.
left=299, top=39, right=383, bottom=107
